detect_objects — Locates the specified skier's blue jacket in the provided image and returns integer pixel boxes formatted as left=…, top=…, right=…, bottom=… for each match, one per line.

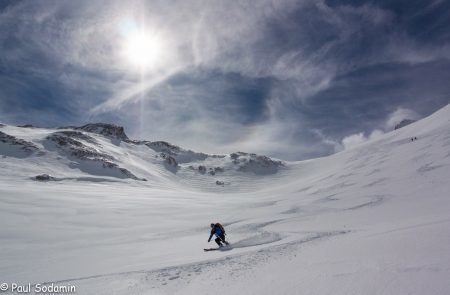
left=208, top=224, right=224, bottom=242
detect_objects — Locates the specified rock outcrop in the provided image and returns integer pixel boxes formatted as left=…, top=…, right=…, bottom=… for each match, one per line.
left=145, top=141, right=208, bottom=163
left=75, top=123, right=130, bottom=142
left=0, top=131, right=39, bottom=157
left=33, top=174, right=56, bottom=181
left=45, top=132, right=142, bottom=180
left=231, top=152, right=285, bottom=175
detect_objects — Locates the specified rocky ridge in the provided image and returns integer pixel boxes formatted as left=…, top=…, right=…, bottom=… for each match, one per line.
left=1, top=123, right=285, bottom=183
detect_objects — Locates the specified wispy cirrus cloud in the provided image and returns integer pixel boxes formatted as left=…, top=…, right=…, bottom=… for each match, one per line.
left=0, top=0, right=449, bottom=160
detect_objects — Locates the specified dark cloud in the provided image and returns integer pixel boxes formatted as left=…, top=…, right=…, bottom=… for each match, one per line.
left=160, top=69, right=272, bottom=124
left=300, top=60, right=450, bottom=137
left=326, top=0, right=450, bottom=43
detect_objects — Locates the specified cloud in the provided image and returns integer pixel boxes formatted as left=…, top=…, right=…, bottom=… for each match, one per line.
left=385, top=108, right=422, bottom=130
left=90, top=66, right=183, bottom=113
left=341, top=129, right=384, bottom=150
left=340, top=106, right=422, bottom=150
left=1, top=0, right=450, bottom=160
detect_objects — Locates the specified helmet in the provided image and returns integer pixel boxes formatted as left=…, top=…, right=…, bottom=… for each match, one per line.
left=210, top=223, right=215, bottom=228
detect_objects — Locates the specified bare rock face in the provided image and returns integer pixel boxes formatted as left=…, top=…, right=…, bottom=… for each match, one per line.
left=214, top=167, right=224, bottom=173
left=198, top=165, right=207, bottom=174
left=46, top=133, right=113, bottom=161
left=0, top=131, right=39, bottom=157
left=34, top=174, right=56, bottom=181
left=188, top=165, right=224, bottom=176
left=45, top=132, right=142, bottom=180
left=145, top=141, right=208, bottom=164
left=76, top=123, right=130, bottom=142
left=230, top=152, right=241, bottom=160
left=216, top=180, right=225, bottom=186
left=105, top=162, right=141, bottom=180
left=56, top=131, right=98, bottom=144
left=146, top=141, right=181, bottom=155
left=231, top=152, right=285, bottom=175
left=162, top=155, right=179, bottom=173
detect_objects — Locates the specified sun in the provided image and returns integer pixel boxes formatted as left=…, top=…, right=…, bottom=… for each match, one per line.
left=122, top=30, right=162, bottom=69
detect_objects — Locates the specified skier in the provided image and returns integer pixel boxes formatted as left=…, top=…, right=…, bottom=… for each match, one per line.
left=208, top=222, right=229, bottom=247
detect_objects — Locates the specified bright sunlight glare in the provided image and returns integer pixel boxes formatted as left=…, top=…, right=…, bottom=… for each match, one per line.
left=122, top=31, right=162, bottom=69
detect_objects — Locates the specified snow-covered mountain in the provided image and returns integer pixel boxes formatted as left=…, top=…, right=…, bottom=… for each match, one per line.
left=0, top=105, right=449, bottom=295
left=0, top=122, right=285, bottom=190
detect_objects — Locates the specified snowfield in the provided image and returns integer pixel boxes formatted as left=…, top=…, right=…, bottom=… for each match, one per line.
left=1, top=105, right=449, bottom=294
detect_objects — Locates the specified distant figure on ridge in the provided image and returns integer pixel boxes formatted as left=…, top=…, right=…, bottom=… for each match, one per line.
left=208, top=222, right=229, bottom=247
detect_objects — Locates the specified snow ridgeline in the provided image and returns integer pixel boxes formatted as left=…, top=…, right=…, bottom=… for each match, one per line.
left=0, top=123, right=285, bottom=184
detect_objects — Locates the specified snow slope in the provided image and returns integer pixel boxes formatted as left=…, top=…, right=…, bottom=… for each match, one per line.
left=0, top=105, right=449, bottom=294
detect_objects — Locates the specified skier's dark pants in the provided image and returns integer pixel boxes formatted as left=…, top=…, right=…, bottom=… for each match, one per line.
left=215, top=234, right=227, bottom=246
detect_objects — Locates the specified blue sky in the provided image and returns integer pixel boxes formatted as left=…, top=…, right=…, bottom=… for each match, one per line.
left=0, top=0, right=449, bottom=160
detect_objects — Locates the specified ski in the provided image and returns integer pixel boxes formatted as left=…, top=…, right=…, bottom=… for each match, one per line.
left=204, top=244, right=231, bottom=252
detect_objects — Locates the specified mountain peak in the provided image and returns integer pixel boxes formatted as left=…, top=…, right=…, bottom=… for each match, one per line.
left=76, top=123, right=130, bottom=141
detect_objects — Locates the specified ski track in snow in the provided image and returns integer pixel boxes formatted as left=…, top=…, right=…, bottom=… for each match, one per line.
left=40, top=230, right=349, bottom=294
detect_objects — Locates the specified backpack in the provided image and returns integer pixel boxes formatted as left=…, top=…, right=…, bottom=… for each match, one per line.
left=215, top=223, right=225, bottom=234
